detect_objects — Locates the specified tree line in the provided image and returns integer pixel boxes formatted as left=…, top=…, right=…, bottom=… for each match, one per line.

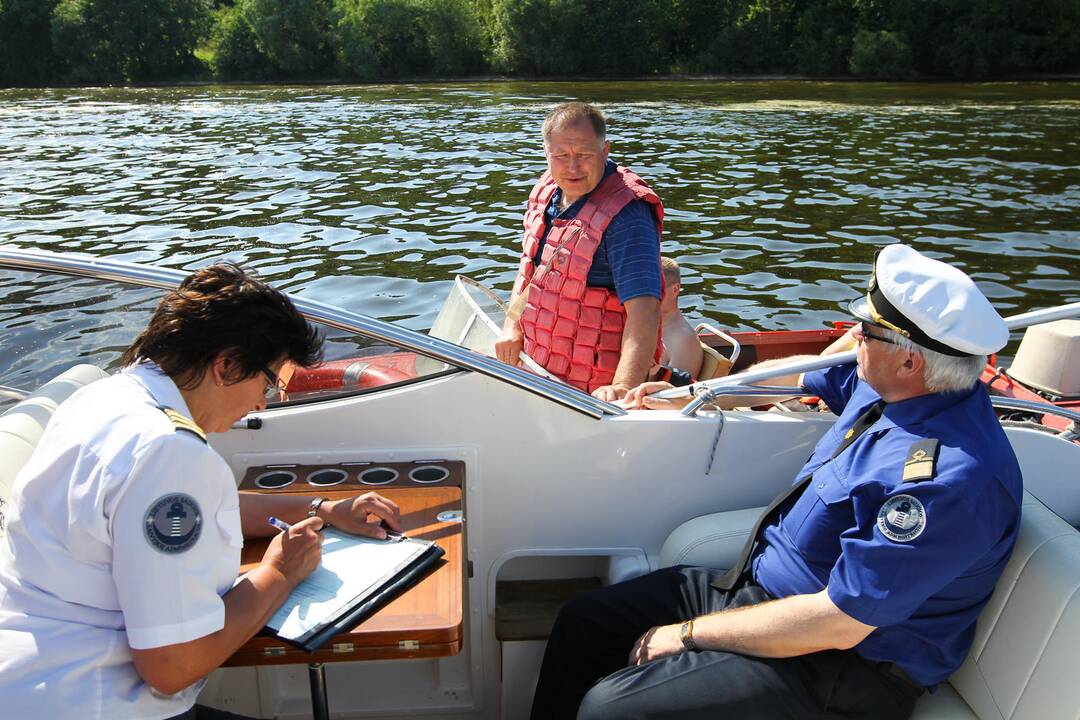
left=2, top=0, right=1079, bottom=86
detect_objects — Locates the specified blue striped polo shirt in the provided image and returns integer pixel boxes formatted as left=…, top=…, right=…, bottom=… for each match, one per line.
left=535, top=161, right=662, bottom=302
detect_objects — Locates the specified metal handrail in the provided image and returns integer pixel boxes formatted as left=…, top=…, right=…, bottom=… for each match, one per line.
left=658, top=302, right=1080, bottom=404
left=695, top=322, right=741, bottom=368
left=988, top=396, right=1080, bottom=426
left=0, top=247, right=625, bottom=419
left=678, top=382, right=1080, bottom=440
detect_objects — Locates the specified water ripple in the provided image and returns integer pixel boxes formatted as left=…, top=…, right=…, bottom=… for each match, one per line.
left=0, top=81, right=1078, bottom=387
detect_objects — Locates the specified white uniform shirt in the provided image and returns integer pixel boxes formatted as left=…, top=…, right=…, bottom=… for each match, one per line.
left=0, top=363, right=242, bottom=720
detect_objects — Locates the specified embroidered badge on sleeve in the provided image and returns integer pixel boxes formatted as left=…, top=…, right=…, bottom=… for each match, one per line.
left=877, top=494, right=927, bottom=543
left=144, top=493, right=202, bottom=553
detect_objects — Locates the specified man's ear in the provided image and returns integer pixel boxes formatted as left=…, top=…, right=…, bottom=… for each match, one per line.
left=897, top=349, right=925, bottom=381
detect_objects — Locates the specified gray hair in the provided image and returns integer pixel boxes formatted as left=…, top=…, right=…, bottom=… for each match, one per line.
left=880, top=327, right=986, bottom=393
left=542, top=102, right=606, bottom=143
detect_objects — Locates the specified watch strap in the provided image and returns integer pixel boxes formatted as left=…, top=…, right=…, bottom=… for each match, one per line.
left=308, top=496, right=327, bottom=519
left=679, top=619, right=698, bottom=652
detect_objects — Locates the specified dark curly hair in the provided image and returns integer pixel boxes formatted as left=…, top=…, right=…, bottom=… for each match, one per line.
left=121, top=263, right=323, bottom=390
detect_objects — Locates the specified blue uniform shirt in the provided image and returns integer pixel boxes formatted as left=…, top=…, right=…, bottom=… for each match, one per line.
left=535, top=160, right=662, bottom=303
left=752, top=362, right=1022, bottom=687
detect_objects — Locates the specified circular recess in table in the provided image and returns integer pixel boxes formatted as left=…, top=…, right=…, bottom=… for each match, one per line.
left=254, top=470, right=296, bottom=489
left=359, top=467, right=399, bottom=485
left=307, top=468, right=347, bottom=487
left=409, top=465, right=449, bottom=484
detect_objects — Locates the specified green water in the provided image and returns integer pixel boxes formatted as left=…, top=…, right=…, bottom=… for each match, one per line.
left=1, top=81, right=1078, bottom=387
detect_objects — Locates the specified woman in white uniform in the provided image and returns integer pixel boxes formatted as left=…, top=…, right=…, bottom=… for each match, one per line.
left=0, top=264, right=403, bottom=720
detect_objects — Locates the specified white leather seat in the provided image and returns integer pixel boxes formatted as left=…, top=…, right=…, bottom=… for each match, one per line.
left=0, top=365, right=109, bottom=536
left=661, top=491, right=1080, bottom=719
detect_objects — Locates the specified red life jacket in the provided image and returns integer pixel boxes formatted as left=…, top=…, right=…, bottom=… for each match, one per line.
left=514, top=166, right=664, bottom=392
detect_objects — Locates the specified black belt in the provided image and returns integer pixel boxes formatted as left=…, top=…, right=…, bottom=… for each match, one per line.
left=878, top=662, right=924, bottom=695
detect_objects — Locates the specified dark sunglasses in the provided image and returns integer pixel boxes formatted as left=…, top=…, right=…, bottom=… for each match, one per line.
left=261, top=366, right=288, bottom=400
left=859, top=322, right=902, bottom=347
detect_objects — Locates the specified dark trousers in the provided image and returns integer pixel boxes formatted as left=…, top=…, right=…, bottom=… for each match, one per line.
left=167, top=704, right=261, bottom=720
left=530, top=566, right=922, bottom=720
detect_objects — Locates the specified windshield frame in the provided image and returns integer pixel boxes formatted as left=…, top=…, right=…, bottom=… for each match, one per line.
left=0, top=247, right=624, bottom=419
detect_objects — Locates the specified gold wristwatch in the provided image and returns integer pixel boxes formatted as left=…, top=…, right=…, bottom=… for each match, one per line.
left=679, top=618, right=699, bottom=652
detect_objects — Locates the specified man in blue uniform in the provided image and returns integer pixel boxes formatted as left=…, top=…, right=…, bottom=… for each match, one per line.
left=531, top=244, right=1022, bottom=720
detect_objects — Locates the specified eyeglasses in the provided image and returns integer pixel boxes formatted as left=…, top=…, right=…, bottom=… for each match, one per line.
left=858, top=322, right=902, bottom=347
left=261, top=366, right=288, bottom=401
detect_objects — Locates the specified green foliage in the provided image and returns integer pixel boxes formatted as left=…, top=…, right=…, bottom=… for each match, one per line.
left=50, top=0, right=211, bottom=84
left=212, top=1, right=273, bottom=79
left=791, top=0, right=854, bottom=76
left=849, top=29, right=913, bottom=79
left=244, top=0, right=335, bottom=77
left=685, top=0, right=798, bottom=75
left=0, top=0, right=62, bottom=85
left=487, top=0, right=665, bottom=77
left=336, top=0, right=484, bottom=78
left=1, top=0, right=1079, bottom=85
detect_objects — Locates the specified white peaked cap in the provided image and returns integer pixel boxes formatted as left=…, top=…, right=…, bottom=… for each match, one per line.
left=849, top=244, right=1009, bottom=357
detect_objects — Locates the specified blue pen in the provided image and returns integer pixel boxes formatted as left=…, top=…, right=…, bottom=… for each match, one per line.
left=267, top=516, right=290, bottom=533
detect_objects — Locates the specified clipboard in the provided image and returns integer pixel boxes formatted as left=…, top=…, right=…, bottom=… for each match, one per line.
left=262, top=529, right=445, bottom=653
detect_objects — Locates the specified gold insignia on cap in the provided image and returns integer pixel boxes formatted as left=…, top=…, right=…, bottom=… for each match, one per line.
left=160, top=407, right=207, bottom=443
left=902, top=439, right=939, bottom=482
left=865, top=293, right=911, bottom=338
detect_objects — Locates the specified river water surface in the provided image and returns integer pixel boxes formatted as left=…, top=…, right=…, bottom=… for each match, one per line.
left=1, top=81, right=1078, bottom=389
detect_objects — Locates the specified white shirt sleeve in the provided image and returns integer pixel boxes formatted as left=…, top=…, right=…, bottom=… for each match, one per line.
left=109, top=434, right=237, bottom=650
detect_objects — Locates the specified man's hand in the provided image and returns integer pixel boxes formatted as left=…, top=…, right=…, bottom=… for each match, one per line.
left=592, top=383, right=632, bottom=402
left=629, top=623, right=685, bottom=666
left=620, top=381, right=693, bottom=410
left=495, top=321, right=525, bottom=366
left=320, top=492, right=402, bottom=539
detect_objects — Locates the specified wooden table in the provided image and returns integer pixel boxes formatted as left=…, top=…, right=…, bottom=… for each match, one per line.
left=223, top=486, right=463, bottom=717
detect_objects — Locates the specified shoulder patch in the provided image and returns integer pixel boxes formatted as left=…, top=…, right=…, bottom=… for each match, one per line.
left=159, top=406, right=206, bottom=443
left=902, top=438, right=940, bottom=483
left=877, top=494, right=927, bottom=543
left=144, top=493, right=202, bottom=553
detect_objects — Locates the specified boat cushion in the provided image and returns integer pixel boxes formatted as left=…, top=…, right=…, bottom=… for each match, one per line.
left=660, top=490, right=1080, bottom=719
left=0, top=365, right=109, bottom=536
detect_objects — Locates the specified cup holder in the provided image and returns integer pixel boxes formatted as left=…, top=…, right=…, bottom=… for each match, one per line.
left=409, top=465, right=449, bottom=484
left=359, top=467, right=399, bottom=485
left=307, top=468, right=347, bottom=487
left=254, top=470, right=296, bottom=489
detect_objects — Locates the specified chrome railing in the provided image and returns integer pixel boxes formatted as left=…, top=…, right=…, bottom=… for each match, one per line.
left=678, top=382, right=1080, bottom=441
left=0, top=247, right=625, bottom=419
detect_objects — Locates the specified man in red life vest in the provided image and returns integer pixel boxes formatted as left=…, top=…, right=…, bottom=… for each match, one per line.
left=495, top=102, right=664, bottom=402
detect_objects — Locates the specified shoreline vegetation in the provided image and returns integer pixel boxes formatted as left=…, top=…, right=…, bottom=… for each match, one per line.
left=2, top=1, right=1080, bottom=89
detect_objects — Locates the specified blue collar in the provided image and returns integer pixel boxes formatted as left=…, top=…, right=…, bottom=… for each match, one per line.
left=874, top=382, right=983, bottom=431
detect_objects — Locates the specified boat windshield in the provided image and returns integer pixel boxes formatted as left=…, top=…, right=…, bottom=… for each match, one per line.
left=0, top=252, right=622, bottom=419
left=0, top=266, right=458, bottom=411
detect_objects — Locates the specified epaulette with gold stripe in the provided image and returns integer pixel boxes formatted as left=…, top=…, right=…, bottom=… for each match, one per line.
left=902, top=438, right=940, bottom=483
left=159, top=406, right=207, bottom=444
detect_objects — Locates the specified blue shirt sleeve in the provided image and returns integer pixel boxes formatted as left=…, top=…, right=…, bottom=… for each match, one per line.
left=803, top=362, right=860, bottom=416
left=596, top=199, right=661, bottom=302
left=826, top=477, right=994, bottom=628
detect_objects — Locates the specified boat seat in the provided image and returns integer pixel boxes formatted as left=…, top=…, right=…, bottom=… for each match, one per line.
left=660, top=491, right=1080, bottom=720
left=697, top=341, right=733, bottom=381
left=0, top=365, right=109, bottom=537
